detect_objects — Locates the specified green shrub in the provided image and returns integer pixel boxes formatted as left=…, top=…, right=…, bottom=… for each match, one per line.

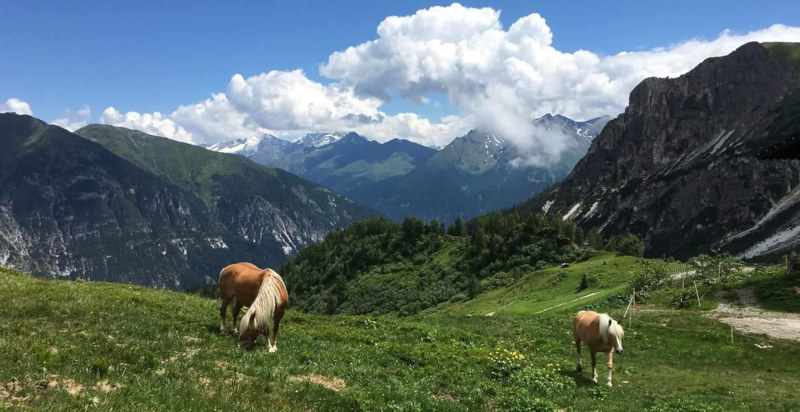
left=669, top=290, right=694, bottom=308
left=606, top=233, right=645, bottom=257
left=689, top=251, right=744, bottom=285
left=578, top=274, right=589, bottom=291
left=629, top=260, right=671, bottom=292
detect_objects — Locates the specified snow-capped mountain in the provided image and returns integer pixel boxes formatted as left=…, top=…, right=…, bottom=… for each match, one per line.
left=294, top=131, right=351, bottom=148
left=201, top=116, right=608, bottom=224
left=534, top=114, right=611, bottom=141
left=574, top=115, right=613, bottom=139
left=205, top=134, right=284, bottom=156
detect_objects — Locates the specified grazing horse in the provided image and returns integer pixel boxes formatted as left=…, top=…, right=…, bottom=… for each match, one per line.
left=572, top=310, right=624, bottom=387
left=218, top=263, right=289, bottom=351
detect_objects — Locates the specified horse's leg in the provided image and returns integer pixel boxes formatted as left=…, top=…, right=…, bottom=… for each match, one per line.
left=231, top=300, right=243, bottom=334
left=219, top=297, right=231, bottom=334
left=574, top=338, right=583, bottom=372
left=269, top=305, right=285, bottom=353
left=262, top=324, right=271, bottom=351
left=590, top=350, right=598, bottom=383
left=606, top=351, right=614, bottom=387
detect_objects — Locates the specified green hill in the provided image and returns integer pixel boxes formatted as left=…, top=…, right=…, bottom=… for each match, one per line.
left=2, top=266, right=800, bottom=411
left=0, top=114, right=377, bottom=289
left=428, top=252, right=685, bottom=316
left=282, top=213, right=583, bottom=315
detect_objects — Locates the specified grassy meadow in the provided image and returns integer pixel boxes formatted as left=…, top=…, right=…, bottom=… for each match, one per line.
left=1, top=260, right=800, bottom=411
left=428, top=252, right=687, bottom=316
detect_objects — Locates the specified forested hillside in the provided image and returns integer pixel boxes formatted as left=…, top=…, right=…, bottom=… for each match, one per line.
left=282, top=212, right=612, bottom=315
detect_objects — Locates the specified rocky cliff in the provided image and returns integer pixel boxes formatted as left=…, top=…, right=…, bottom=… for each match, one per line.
left=525, top=42, right=800, bottom=259
left=0, top=115, right=377, bottom=288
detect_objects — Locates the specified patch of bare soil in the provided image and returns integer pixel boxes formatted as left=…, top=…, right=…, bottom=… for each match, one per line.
left=168, top=347, right=200, bottom=362
left=710, top=288, right=800, bottom=342
left=62, top=378, right=85, bottom=396
left=93, top=380, right=121, bottom=393
left=1, top=378, right=29, bottom=403
left=289, top=374, right=346, bottom=392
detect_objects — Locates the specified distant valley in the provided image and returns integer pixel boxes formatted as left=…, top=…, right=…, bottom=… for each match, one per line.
left=206, top=114, right=610, bottom=223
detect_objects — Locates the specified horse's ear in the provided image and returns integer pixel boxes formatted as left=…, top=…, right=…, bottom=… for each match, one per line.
left=609, top=319, right=613, bottom=326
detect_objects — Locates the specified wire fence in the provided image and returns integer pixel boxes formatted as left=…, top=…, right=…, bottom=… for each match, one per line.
left=630, top=317, right=800, bottom=351
left=617, top=285, right=800, bottom=351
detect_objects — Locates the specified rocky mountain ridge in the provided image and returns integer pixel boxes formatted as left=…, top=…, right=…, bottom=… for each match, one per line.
left=525, top=42, right=800, bottom=259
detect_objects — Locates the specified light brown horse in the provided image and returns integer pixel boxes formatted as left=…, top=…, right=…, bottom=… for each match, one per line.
left=218, top=263, right=289, bottom=351
left=573, top=310, right=624, bottom=387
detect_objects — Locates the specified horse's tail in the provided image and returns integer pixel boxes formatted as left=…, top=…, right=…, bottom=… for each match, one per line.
left=239, top=271, right=282, bottom=334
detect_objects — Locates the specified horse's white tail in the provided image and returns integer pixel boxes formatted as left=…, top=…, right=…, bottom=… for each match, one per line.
left=239, top=272, right=284, bottom=334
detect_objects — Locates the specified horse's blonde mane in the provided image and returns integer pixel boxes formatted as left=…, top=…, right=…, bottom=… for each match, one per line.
left=239, top=270, right=285, bottom=335
left=597, top=313, right=624, bottom=343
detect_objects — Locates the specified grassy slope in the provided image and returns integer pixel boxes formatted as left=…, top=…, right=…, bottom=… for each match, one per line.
left=430, top=252, right=685, bottom=316
left=763, top=42, right=800, bottom=72
left=2, top=267, right=800, bottom=411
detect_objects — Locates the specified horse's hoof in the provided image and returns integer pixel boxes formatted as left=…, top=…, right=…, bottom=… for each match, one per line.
left=576, top=366, right=583, bottom=372
left=606, top=382, right=613, bottom=387
left=592, top=378, right=598, bottom=384
left=268, top=346, right=277, bottom=353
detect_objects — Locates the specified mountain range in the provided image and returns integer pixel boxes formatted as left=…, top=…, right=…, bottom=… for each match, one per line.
left=0, top=114, right=376, bottom=288
left=207, top=114, right=611, bottom=222
left=524, top=42, right=800, bottom=260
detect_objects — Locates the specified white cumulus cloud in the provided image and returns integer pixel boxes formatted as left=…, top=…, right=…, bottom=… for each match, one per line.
left=171, top=93, right=270, bottom=142
left=52, top=105, right=92, bottom=131
left=0, top=98, right=34, bottom=116
left=46, top=4, right=800, bottom=157
left=321, top=3, right=800, bottom=157
left=99, top=107, right=195, bottom=144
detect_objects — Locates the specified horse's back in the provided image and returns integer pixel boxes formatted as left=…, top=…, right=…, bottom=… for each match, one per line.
left=219, top=263, right=267, bottom=305
left=573, top=311, right=599, bottom=340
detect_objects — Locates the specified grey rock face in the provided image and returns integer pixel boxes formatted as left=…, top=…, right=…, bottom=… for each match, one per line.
left=0, top=115, right=377, bottom=289
left=529, top=42, right=800, bottom=259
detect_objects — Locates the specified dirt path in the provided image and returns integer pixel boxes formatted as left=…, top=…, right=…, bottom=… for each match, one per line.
left=709, top=288, right=800, bottom=342
left=532, top=291, right=602, bottom=315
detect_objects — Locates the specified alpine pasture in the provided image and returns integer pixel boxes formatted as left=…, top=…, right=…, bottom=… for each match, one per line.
left=2, top=254, right=799, bottom=411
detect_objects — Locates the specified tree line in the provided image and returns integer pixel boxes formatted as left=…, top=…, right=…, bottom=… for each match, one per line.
left=281, top=211, right=644, bottom=315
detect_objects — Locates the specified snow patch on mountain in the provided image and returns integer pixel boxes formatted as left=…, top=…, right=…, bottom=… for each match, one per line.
left=205, top=134, right=280, bottom=156
left=295, top=132, right=351, bottom=147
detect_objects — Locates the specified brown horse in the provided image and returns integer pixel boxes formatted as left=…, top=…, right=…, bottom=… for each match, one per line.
left=218, top=263, right=289, bottom=351
left=573, top=310, right=624, bottom=387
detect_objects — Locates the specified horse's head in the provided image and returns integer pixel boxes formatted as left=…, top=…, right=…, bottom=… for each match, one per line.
left=238, top=311, right=260, bottom=347
left=607, top=318, right=624, bottom=354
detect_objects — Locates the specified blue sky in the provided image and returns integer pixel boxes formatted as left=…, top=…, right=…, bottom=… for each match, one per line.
left=2, top=1, right=799, bottom=146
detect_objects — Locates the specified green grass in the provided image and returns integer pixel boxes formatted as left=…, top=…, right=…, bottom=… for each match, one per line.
left=764, top=42, right=800, bottom=72
left=715, top=266, right=800, bottom=313
left=332, top=155, right=417, bottom=181
left=2, top=267, right=800, bottom=411
left=754, top=276, right=800, bottom=312
left=429, top=252, right=685, bottom=316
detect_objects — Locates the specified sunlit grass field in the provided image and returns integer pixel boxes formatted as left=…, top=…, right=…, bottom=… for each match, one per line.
left=1, top=267, right=799, bottom=411
left=429, top=252, right=687, bottom=316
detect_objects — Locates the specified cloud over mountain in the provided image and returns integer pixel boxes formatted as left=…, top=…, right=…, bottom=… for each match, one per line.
left=0, top=98, right=33, bottom=116
left=9, top=4, right=800, bottom=159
